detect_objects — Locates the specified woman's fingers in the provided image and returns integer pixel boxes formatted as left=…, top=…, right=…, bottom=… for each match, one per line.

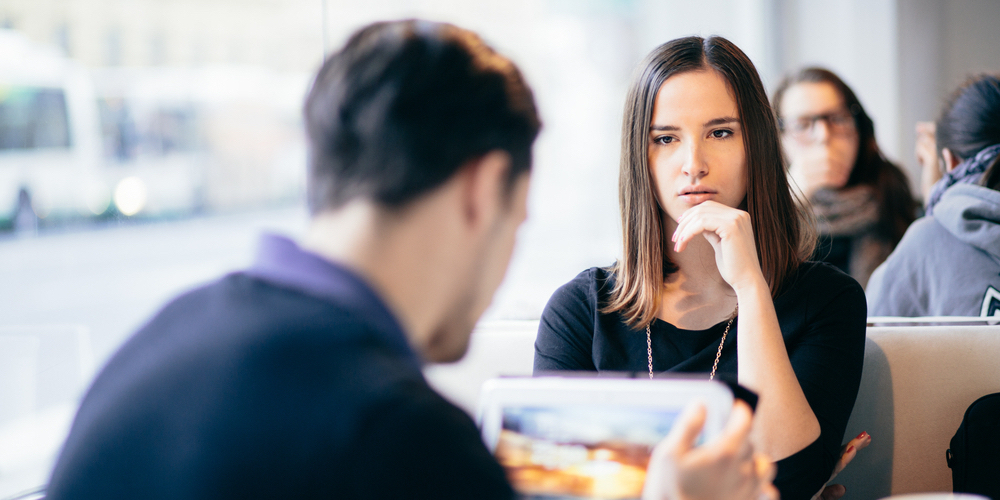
left=671, top=203, right=761, bottom=290
left=855, top=431, right=872, bottom=451
left=671, top=202, right=740, bottom=253
left=819, top=483, right=847, bottom=500
left=834, top=431, right=871, bottom=474
left=810, top=432, right=871, bottom=500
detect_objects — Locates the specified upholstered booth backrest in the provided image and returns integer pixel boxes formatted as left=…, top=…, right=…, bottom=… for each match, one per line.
left=838, top=324, right=1000, bottom=499
left=424, top=321, right=1000, bottom=499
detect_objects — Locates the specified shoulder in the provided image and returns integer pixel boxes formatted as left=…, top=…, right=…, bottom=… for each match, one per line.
left=782, top=261, right=865, bottom=301
left=536, top=267, right=615, bottom=372
left=48, top=274, right=438, bottom=497
left=152, top=273, right=358, bottom=326
left=865, top=215, right=966, bottom=317
left=867, top=216, right=949, bottom=285
left=82, top=273, right=415, bottom=428
left=120, top=275, right=369, bottom=367
left=882, top=216, right=946, bottom=261
left=562, top=266, right=616, bottom=296
left=776, top=261, right=867, bottom=330
left=544, top=266, right=615, bottom=312
left=898, top=215, right=950, bottom=245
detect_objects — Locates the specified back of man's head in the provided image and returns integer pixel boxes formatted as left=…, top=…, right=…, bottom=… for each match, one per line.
left=304, top=19, right=541, bottom=213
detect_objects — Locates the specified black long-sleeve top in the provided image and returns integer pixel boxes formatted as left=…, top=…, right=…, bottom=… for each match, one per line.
left=534, top=261, right=867, bottom=500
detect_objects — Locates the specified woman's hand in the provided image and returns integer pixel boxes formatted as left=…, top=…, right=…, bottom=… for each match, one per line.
left=643, top=400, right=778, bottom=500
left=809, top=431, right=873, bottom=500
left=787, top=142, right=854, bottom=199
left=915, top=121, right=941, bottom=202
left=671, top=201, right=764, bottom=293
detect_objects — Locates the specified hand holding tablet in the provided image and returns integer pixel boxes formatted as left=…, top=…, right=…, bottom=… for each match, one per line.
left=478, top=377, right=774, bottom=500
left=643, top=400, right=778, bottom=500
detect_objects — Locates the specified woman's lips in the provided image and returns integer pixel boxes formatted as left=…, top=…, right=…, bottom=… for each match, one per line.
left=678, top=192, right=716, bottom=204
left=678, top=187, right=717, bottom=204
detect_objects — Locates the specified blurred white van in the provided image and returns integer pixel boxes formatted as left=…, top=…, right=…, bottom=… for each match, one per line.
left=0, top=29, right=106, bottom=230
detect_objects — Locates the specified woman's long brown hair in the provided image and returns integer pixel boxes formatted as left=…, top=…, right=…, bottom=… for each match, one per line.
left=603, top=36, right=813, bottom=329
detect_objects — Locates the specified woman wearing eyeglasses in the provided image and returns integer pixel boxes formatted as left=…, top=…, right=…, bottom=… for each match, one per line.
left=773, top=68, right=917, bottom=287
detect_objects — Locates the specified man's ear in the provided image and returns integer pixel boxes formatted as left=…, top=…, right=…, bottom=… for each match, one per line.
left=460, top=150, right=512, bottom=230
left=941, top=147, right=962, bottom=173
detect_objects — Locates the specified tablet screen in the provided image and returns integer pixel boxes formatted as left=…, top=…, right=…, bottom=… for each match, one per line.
left=496, top=405, right=680, bottom=499
left=478, top=377, right=732, bottom=500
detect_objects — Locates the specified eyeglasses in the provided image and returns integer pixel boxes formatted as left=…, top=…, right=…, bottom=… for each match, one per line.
left=780, top=111, right=856, bottom=141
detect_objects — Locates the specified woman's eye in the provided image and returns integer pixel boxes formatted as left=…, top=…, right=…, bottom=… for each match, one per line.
left=654, top=136, right=675, bottom=145
left=711, top=129, right=733, bottom=139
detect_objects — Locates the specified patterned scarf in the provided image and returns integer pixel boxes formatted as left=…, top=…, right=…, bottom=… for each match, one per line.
left=810, top=185, right=888, bottom=287
left=926, top=143, right=1000, bottom=216
left=811, top=185, right=879, bottom=236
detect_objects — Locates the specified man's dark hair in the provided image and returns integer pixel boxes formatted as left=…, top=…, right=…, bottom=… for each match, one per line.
left=304, top=19, right=541, bottom=212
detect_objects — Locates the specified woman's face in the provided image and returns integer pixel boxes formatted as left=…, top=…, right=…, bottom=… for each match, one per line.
left=648, top=69, right=747, bottom=224
left=779, top=81, right=860, bottom=187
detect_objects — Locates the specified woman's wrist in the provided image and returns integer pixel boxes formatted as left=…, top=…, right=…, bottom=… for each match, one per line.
left=731, top=272, right=769, bottom=302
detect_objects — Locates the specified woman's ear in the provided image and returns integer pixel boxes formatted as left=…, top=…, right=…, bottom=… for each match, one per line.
left=941, top=148, right=962, bottom=173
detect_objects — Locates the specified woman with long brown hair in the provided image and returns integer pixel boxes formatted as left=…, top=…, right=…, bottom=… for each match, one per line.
left=773, top=68, right=917, bottom=287
left=534, top=36, right=867, bottom=500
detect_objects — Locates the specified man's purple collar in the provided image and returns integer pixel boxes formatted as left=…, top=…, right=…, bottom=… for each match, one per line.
left=244, top=233, right=418, bottom=367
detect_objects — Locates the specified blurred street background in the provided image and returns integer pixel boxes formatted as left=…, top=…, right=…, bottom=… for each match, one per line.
left=3, top=0, right=1000, bottom=357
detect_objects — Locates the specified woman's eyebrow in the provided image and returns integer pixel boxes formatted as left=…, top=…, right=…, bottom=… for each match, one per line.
left=704, top=117, right=739, bottom=127
left=650, top=117, right=740, bottom=132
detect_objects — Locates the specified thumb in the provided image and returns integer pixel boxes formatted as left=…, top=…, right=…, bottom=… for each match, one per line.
left=661, top=401, right=707, bottom=455
left=713, top=399, right=753, bottom=448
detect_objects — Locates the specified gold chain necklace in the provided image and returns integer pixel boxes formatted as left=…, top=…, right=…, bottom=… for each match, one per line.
left=646, top=305, right=738, bottom=380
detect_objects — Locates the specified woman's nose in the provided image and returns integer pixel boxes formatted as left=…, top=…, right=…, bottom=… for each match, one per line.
left=681, top=143, right=708, bottom=179
left=812, top=119, right=831, bottom=142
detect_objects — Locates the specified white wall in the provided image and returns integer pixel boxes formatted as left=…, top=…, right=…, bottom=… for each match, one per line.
left=778, top=0, right=902, bottom=164
left=897, top=0, right=945, bottom=194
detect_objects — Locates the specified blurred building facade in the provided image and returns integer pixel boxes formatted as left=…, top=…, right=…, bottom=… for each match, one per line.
left=0, top=0, right=323, bottom=72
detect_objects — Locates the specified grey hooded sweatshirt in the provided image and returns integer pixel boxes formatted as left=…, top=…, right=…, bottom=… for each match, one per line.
left=867, top=183, right=1000, bottom=318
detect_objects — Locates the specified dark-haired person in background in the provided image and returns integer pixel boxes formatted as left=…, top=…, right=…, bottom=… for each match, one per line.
left=534, top=36, right=867, bottom=500
left=774, top=68, right=917, bottom=287
left=44, top=20, right=778, bottom=500
left=867, top=74, right=1000, bottom=318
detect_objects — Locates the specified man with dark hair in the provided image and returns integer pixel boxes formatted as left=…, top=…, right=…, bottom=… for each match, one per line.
left=45, top=20, right=775, bottom=499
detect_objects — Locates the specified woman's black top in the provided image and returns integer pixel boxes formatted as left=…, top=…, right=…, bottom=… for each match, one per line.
left=534, top=261, right=867, bottom=500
